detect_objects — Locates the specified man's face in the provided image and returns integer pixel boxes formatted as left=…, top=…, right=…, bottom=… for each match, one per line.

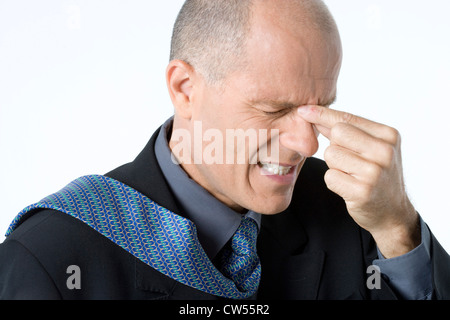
left=178, top=8, right=342, bottom=215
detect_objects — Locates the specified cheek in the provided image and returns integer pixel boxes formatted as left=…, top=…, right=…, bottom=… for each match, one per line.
left=220, top=164, right=257, bottom=195
left=200, top=163, right=242, bottom=189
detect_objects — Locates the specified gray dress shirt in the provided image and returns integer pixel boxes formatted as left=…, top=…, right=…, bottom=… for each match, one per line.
left=154, top=117, right=432, bottom=300
left=154, top=118, right=261, bottom=262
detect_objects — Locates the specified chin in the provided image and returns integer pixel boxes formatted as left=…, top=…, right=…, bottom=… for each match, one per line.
left=248, top=195, right=293, bottom=215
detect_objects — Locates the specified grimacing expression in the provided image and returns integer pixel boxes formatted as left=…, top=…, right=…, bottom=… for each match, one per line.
left=172, top=4, right=342, bottom=215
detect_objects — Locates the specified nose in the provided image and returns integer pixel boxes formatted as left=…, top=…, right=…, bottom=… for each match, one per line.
left=279, top=114, right=319, bottom=158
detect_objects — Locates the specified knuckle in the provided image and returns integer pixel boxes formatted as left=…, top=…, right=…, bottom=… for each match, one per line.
left=324, top=169, right=339, bottom=188
left=382, top=143, right=395, bottom=160
left=341, top=112, right=357, bottom=124
left=376, top=142, right=396, bottom=168
left=324, top=168, right=333, bottom=181
left=365, top=163, right=383, bottom=182
left=384, top=126, right=401, bottom=145
left=323, top=147, right=332, bottom=164
left=330, top=122, right=347, bottom=141
left=324, top=145, right=348, bottom=167
left=324, top=145, right=337, bottom=162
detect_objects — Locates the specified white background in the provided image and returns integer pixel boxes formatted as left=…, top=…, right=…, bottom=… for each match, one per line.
left=1, top=1, right=449, bottom=252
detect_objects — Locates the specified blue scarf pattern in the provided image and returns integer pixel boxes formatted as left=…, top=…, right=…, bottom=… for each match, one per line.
left=6, top=175, right=261, bottom=299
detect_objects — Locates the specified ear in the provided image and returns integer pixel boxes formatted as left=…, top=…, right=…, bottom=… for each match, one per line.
left=166, top=60, right=196, bottom=120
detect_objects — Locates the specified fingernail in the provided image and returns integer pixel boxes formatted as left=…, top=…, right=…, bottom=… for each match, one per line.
left=297, top=105, right=311, bottom=115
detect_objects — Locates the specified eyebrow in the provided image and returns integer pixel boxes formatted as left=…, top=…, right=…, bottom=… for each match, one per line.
left=253, top=96, right=337, bottom=109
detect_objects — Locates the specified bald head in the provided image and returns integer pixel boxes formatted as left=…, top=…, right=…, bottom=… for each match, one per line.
left=170, top=0, right=339, bottom=84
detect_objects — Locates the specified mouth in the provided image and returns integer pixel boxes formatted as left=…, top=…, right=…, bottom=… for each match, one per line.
left=258, top=162, right=294, bottom=176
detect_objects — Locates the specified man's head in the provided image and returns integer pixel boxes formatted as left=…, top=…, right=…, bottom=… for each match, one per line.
left=166, top=0, right=343, bottom=214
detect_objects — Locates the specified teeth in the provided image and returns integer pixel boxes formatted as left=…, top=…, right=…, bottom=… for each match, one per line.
left=259, top=162, right=292, bottom=176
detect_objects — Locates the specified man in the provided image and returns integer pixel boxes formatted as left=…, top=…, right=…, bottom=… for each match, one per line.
left=0, top=0, right=449, bottom=300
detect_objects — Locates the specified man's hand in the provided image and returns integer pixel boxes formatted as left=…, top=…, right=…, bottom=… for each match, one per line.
left=298, top=105, right=421, bottom=259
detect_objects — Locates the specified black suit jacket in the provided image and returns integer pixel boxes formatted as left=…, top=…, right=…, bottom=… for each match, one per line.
left=1, top=128, right=449, bottom=300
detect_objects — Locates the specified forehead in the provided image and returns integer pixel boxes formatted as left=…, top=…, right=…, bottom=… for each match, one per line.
left=241, top=76, right=338, bottom=109
left=232, top=5, right=342, bottom=107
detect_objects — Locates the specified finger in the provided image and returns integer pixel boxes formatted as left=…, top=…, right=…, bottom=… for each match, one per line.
left=317, top=120, right=396, bottom=167
left=324, top=145, right=383, bottom=184
left=324, top=168, right=365, bottom=203
left=298, top=105, right=397, bottom=143
left=329, top=122, right=396, bottom=165
left=314, top=124, right=331, bottom=140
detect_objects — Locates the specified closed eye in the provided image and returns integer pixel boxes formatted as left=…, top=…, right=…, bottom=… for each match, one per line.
left=262, top=110, right=286, bottom=116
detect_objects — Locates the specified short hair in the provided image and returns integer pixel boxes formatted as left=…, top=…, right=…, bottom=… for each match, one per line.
left=170, top=0, right=337, bottom=84
left=170, top=0, right=252, bottom=84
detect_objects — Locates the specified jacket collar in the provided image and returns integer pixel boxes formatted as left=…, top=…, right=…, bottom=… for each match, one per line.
left=106, top=127, right=182, bottom=216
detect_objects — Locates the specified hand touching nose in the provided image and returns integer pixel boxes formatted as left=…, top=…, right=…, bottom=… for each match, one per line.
left=297, top=105, right=420, bottom=259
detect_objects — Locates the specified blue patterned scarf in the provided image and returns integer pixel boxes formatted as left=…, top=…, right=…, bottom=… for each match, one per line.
left=6, top=175, right=261, bottom=299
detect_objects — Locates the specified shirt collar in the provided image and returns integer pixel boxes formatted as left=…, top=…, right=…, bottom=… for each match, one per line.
left=154, top=117, right=261, bottom=260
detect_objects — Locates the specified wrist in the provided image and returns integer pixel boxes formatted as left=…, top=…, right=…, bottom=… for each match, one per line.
left=373, top=210, right=421, bottom=259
